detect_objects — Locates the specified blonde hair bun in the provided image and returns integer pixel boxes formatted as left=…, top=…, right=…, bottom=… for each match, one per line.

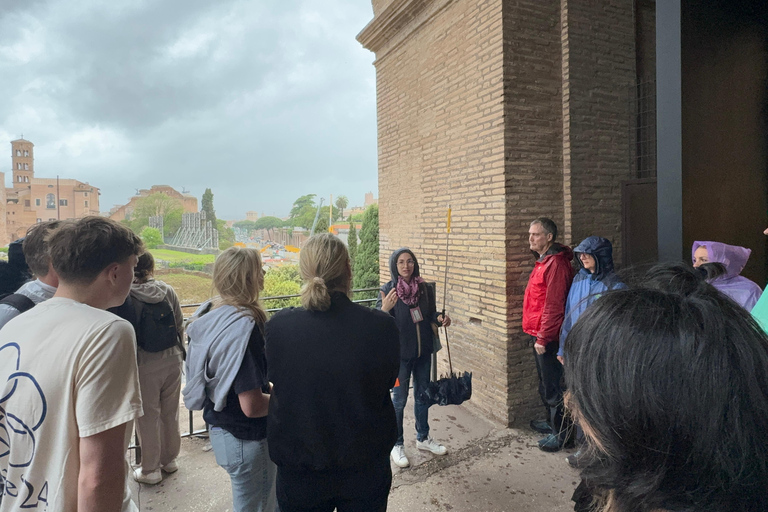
left=299, top=233, right=351, bottom=311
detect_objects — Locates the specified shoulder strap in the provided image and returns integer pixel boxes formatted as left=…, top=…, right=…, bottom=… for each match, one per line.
left=0, top=293, right=35, bottom=314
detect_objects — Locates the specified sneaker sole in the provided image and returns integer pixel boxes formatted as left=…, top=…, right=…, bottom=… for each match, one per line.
left=392, top=458, right=410, bottom=468
left=417, top=446, right=447, bottom=456
left=161, top=465, right=178, bottom=474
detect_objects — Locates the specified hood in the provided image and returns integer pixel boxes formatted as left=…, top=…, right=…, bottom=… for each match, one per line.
left=532, top=242, right=573, bottom=262
left=130, top=279, right=169, bottom=304
left=186, top=303, right=254, bottom=347
left=388, top=248, right=421, bottom=284
left=573, top=236, right=615, bottom=279
left=692, top=241, right=750, bottom=279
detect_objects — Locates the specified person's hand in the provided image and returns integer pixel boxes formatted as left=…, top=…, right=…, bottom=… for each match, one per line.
left=438, top=313, right=452, bottom=327
left=381, top=289, right=398, bottom=312
left=764, top=227, right=768, bottom=235
left=557, top=355, right=564, bottom=365
left=534, top=342, right=547, bottom=355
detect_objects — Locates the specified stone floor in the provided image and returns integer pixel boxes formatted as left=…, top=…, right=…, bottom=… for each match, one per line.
left=126, top=394, right=579, bottom=512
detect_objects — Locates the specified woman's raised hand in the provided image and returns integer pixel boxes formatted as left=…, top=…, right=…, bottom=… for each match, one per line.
left=381, top=288, right=398, bottom=312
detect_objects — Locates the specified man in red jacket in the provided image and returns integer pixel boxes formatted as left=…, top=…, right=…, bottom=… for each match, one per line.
left=522, top=218, right=574, bottom=452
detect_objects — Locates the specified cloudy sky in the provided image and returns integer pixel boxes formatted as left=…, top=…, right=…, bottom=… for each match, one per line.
left=0, top=0, right=379, bottom=220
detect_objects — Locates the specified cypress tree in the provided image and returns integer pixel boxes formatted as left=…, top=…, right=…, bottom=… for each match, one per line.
left=353, top=205, right=379, bottom=294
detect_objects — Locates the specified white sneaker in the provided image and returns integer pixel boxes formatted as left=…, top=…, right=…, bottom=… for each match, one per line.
left=161, top=460, right=178, bottom=473
left=416, top=437, right=447, bottom=456
left=391, top=444, right=410, bottom=468
left=133, top=468, right=162, bottom=485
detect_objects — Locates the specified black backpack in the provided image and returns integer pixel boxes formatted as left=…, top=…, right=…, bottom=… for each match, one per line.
left=110, top=295, right=180, bottom=353
left=136, top=299, right=180, bottom=353
left=0, top=293, right=35, bottom=314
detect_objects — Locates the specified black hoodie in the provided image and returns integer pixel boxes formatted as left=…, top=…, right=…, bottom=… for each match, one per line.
left=376, top=248, right=439, bottom=360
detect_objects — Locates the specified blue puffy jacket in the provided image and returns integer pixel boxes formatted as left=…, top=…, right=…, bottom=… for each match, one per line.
left=558, top=236, right=625, bottom=358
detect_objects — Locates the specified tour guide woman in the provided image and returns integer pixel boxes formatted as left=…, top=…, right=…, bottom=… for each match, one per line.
left=377, top=248, right=452, bottom=469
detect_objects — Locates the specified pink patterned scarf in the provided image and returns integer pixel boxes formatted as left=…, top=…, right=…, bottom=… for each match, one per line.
left=396, top=276, right=425, bottom=306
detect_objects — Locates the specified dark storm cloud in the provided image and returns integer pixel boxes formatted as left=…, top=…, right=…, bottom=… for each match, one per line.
left=0, top=0, right=378, bottom=218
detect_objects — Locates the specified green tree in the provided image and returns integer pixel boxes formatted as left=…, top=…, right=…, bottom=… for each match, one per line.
left=201, top=188, right=217, bottom=226
left=349, top=212, right=365, bottom=223
left=233, top=220, right=257, bottom=231
left=217, top=219, right=235, bottom=250
left=130, top=193, right=184, bottom=237
left=335, top=195, right=349, bottom=220
left=263, top=265, right=302, bottom=310
left=314, top=216, right=329, bottom=234
left=253, top=216, right=285, bottom=240
left=288, top=194, right=317, bottom=229
left=353, top=204, right=379, bottom=296
left=140, top=226, right=163, bottom=249
left=347, top=221, right=358, bottom=265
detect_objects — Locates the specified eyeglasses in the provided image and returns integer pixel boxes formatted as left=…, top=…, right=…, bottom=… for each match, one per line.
left=397, top=260, right=415, bottom=266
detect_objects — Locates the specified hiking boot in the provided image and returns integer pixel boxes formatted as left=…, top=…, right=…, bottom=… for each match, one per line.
left=416, top=437, right=447, bottom=456
left=391, top=445, right=410, bottom=468
left=529, top=419, right=553, bottom=435
left=566, top=449, right=582, bottom=468
left=133, top=468, right=162, bottom=485
left=162, top=459, right=179, bottom=473
left=538, top=433, right=564, bottom=453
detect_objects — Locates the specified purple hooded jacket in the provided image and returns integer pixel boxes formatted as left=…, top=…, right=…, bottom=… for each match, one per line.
left=692, top=241, right=763, bottom=311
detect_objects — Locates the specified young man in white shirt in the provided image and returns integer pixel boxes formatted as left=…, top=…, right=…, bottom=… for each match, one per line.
left=0, top=216, right=144, bottom=512
left=0, top=220, right=62, bottom=329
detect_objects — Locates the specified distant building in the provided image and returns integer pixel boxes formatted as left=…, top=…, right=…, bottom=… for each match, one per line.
left=3, top=139, right=100, bottom=244
left=246, top=211, right=259, bottom=222
left=109, top=185, right=198, bottom=222
left=364, top=192, right=378, bottom=207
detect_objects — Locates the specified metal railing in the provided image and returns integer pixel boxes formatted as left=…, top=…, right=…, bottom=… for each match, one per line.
left=130, top=287, right=381, bottom=463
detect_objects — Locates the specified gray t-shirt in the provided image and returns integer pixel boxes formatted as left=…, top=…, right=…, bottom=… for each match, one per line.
left=0, top=279, right=56, bottom=330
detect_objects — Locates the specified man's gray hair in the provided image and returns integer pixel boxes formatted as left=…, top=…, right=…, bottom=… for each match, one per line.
left=530, top=218, right=558, bottom=241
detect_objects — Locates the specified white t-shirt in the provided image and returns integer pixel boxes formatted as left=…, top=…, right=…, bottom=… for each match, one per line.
left=0, top=297, right=142, bottom=512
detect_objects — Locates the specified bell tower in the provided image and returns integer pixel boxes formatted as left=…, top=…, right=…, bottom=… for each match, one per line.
left=11, top=138, right=34, bottom=188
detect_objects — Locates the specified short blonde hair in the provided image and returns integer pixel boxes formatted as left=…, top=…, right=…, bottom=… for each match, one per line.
left=212, top=246, right=267, bottom=326
left=299, top=233, right=351, bottom=311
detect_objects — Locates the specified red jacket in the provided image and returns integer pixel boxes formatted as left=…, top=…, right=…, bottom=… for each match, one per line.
left=522, top=244, right=574, bottom=346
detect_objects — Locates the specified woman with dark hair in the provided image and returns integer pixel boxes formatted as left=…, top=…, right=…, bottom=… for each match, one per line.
left=691, top=240, right=762, bottom=310
left=377, top=248, right=452, bottom=468
left=266, top=233, right=400, bottom=512
left=126, top=252, right=184, bottom=485
left=565, top=263, right=768, bottom=512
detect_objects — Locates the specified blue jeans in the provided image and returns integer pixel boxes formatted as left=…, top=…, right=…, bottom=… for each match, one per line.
left=392, top=353, right=431, bottom=444
left=209, top=427, right=278, bottom=512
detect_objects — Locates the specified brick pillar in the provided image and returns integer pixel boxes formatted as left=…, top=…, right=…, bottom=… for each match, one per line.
left=562, top=0, right=636, bottom=258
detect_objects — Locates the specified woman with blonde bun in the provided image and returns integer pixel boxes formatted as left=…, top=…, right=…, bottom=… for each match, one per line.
left=182, top=247, right=276, bottom=512
left=266, top=233, right=400, bottom=512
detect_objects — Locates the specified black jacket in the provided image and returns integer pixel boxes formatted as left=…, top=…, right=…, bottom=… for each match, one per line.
left=265, top=292, right=399, bottom=471
left=376, top=248, right=440, bottom=360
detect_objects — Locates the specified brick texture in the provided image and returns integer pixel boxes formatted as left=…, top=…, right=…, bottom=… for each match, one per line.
left=360, top=0, right=638, bottom=425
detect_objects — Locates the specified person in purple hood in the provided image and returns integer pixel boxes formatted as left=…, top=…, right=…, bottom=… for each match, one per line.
left=692, top=241, right=763, bottom=310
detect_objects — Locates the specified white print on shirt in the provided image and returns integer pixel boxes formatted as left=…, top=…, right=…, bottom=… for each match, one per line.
left=0, top=342, right=50, bottom=510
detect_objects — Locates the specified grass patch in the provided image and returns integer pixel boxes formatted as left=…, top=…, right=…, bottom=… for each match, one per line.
left=150, top=249, right=216, bottom=265
left=160, top=273, right=214, bottom=307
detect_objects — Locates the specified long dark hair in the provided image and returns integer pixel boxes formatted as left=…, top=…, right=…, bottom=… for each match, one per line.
left=565, top=264, right=768, bottom=512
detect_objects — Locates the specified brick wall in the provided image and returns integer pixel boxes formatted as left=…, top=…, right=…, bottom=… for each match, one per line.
left=361, top=0, right=639, bottom=425
left=563, top=0, right=635, bottom=260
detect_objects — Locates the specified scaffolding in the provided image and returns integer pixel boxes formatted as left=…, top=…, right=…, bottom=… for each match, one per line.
left=169, top=211, right=218, bottom=250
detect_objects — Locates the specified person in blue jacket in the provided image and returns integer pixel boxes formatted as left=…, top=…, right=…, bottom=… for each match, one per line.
left=556, top=236, right=624, bottom=468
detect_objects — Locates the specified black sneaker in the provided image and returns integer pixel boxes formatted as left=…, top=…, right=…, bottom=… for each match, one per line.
left=530, top=419, right=553, bottom=434
left=566, top=449, right=582, bottom=468
left=538, top=434, right=564, bottom=452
